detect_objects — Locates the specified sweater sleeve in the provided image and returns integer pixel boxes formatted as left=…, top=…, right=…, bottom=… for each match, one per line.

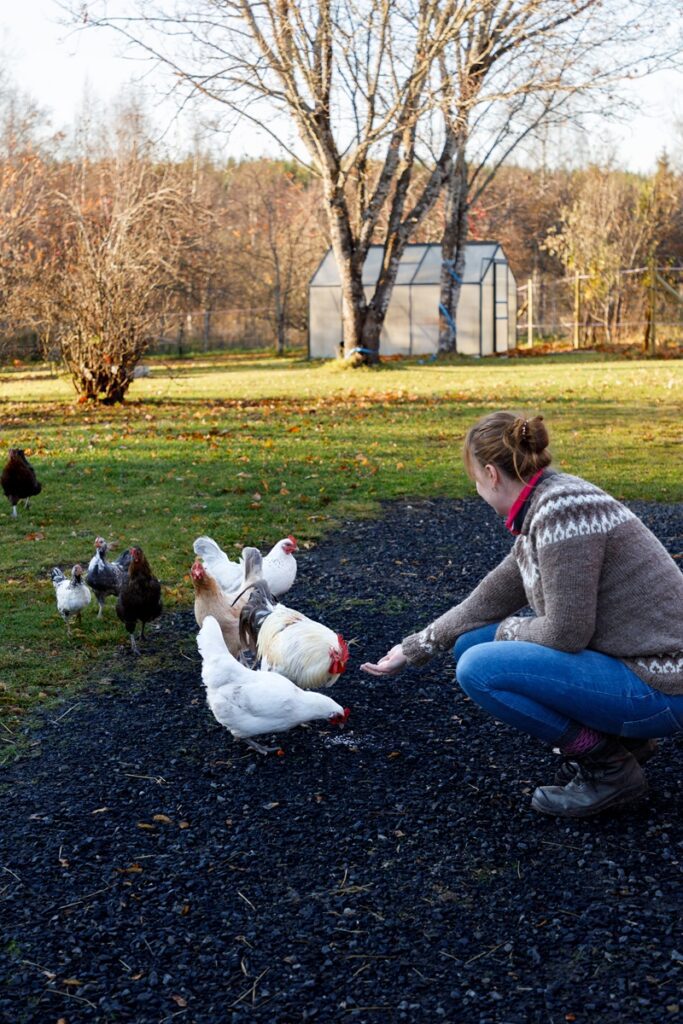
left=495, top=532, right=607, bottom=652
left=401, top=552, right=527, bottom=666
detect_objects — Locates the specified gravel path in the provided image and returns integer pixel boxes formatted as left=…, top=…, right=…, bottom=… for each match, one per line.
left=1, top=498, right=682, bottom=1024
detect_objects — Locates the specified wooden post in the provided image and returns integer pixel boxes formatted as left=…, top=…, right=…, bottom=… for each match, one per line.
left=649, top=259, right=657, bottom=355
left=573, top=273, right=581, bottom=349
left=527, top=278, right=533, bottom=348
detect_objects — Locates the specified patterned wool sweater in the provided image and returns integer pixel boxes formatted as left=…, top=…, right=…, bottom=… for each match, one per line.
left=401, top=472, right=683, bottom=695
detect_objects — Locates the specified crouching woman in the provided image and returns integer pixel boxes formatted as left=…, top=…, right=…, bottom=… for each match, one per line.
left=361, top=412, right=683, bottom=818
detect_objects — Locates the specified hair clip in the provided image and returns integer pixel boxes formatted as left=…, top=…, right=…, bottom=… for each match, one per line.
left=521, top=419, right=529, bottom=442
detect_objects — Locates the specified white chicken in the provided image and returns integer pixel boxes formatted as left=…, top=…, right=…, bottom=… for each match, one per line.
left=51, top=565, right=92, bottom=630
left=197, top=615, right=350, bottom=754
left=239, top=581, right=349, bottom=690
left=192, top=535, right=298, bottom=597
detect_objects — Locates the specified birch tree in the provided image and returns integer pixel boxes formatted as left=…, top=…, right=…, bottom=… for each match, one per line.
left=434, top=0, right=680, bottom=351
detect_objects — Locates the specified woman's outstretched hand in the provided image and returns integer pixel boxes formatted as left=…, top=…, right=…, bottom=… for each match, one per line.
left=360, top=644, right=408, bottom=677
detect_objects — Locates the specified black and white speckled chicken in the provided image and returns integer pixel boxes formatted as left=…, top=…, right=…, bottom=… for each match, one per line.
left=51, top=564, right=91, bottom=631
left=86, top=537, right=132, bottom=617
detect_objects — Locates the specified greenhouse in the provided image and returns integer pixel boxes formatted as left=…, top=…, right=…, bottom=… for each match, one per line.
left=309, top=241, right=516, bottom=358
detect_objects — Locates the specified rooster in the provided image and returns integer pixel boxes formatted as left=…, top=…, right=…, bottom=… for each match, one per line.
left=2, top=448, right=42, bottom=517
left=192, top=546, right=263, bottom=656
left=116, top=547, right=163, bottom=653
left=51, top=565, right=91, bottom=630
left=239, top=580, right=349, bottom=690
left=193, top=535, right=298, bottom=597
left=86, top=537, right=132, bottom=617
left=197, top=615, right=350, bottom=754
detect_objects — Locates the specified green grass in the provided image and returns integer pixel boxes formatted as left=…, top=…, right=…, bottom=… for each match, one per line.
left=1, top=349, right=681, bottom=754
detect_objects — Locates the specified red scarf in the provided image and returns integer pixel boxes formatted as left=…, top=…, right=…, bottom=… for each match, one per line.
left=505, top=469, right=545, bottom=535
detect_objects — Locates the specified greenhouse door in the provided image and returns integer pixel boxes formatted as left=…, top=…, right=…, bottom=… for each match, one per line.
left=493, top=260, right=509, bottom=353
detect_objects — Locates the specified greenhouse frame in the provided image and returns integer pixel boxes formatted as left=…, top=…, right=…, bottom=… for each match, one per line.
left=309, top=241, right=516, bottom=358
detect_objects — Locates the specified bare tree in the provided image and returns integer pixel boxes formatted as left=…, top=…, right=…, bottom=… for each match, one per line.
left=434, top=0, right=681, bottom=351
left=69, top=0, right=477, bottom=363
left=0, top=80, right=54, bottom=350
left=544, top=158, right=680, bottom=342
left=225, top=160, right=326, bottom=353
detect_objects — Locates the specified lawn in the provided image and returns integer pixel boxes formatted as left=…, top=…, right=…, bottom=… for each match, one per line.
left=1, top=350, right=681, bottom=754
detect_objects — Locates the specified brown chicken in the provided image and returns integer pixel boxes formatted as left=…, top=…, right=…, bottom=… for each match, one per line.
left=116, top=547, right=163, bottom=653
left=192, top=547, right=262, bottom=656
left=1, top=448, right=42, bottom=517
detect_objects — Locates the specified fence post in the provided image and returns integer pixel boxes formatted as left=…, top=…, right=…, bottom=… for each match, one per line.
left=527, top=278, right=533, bottom=348
left=573, top=273, right=581, bottom=349
left=648, top=259, right=657, bottom=355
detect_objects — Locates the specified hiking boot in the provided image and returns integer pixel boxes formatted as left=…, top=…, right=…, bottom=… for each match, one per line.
left=553, top=737, right=658, bottom=785
left=532, top=738, right=648, bottom=818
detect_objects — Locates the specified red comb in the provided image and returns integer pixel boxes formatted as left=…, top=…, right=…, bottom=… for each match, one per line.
left=287, top=535, right=297, bottom=547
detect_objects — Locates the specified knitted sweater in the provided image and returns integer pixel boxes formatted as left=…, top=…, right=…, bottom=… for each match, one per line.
left=401, top=472, right=683, bottom=695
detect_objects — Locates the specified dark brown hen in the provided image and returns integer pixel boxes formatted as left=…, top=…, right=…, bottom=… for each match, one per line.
left=1, top=448, right=42, bottom=517
left=116, top=547, right=162, bottom=653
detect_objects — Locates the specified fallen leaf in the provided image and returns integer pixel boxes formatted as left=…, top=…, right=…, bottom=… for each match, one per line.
left=137, top=822, right=156, bottom=831
left=62, top=978, right=83, bottom=987
left=178, top=820, right=190, bottom=829
left=91, top=807, right=110, bottom=815
left=152, top=814, right=172, bottom=824
left=172, top=995, right=188, bottom=1007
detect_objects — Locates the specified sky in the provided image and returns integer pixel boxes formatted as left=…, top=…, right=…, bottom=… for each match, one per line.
left=2, top=0, right=682, bottom=172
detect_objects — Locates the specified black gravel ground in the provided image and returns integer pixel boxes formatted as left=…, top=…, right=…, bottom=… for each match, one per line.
left=1, top=498, right=682, bottom=1024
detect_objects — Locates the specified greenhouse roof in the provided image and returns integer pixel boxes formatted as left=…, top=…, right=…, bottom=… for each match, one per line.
left=310, top=242, right=506, bottom=287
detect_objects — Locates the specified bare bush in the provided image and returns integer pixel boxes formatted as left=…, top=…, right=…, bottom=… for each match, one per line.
left=35, top=155, right=212, bottom=402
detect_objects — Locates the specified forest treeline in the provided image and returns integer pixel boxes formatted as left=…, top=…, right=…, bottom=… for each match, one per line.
left=1, top=87, right=683, bottom=396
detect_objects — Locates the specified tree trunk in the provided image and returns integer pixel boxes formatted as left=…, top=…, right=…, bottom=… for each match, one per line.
left=439, top=148, right=468, bottom=353
left=274, top=286, right=287, bottom=355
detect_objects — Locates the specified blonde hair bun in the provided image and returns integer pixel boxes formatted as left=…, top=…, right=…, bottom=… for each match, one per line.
left=464, top=411, right=552, bottom=482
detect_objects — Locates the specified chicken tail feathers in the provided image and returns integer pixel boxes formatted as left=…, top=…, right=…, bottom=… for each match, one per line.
left=193, top=536, right=222, bottom=561
left=51, top=567, right=66, bottom=588
left=238, top=580, right=276, bottom=651
left=241, top=546, right=264, bottom=588
left=197, top=615, right=236, bottom=689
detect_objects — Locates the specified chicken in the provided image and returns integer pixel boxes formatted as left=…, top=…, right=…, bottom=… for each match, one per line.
left=86, top=537, right=132, bottom=617
left=197, top=615, right=350, bottom=754
left=1, top=448, right=42, bottom=517
left=193, top=535, right=298, bottom=597
left=116, top=546, right=163, bottom=654
left=239, top=580, right=349, bottom=690
left=192, top=546, right=263, bottom=656
left=51, top=565, right=91, bottom=630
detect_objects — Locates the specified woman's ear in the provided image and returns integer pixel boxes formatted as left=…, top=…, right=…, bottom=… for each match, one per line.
left=484, top=463, right=500, bottom=490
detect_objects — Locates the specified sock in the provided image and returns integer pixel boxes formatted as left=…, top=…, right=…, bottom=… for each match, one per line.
left=559, top=725, right=603, bottom=757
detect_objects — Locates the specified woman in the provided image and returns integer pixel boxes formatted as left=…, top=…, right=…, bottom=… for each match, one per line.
left=361, top=412, right=683, bottom=818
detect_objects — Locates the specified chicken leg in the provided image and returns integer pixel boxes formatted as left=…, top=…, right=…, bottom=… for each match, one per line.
left=244, top=738, right=282, bottom=755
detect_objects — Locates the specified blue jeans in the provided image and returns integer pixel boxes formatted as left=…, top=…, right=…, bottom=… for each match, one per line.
left=454, top=624, right=683, bottom=746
